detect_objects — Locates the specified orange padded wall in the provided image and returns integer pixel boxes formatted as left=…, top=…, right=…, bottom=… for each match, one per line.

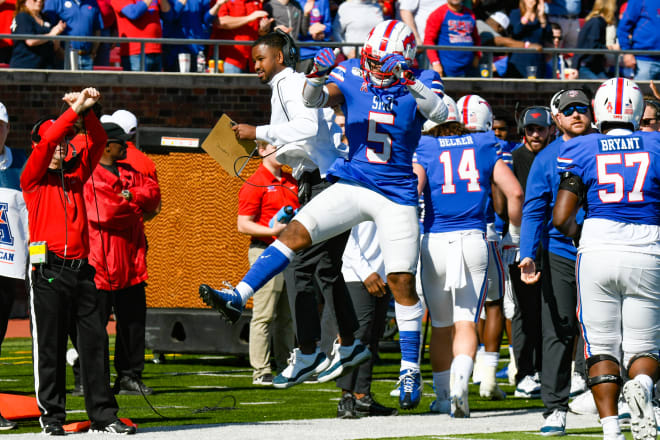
left=143, top=151, right=259, bottom=308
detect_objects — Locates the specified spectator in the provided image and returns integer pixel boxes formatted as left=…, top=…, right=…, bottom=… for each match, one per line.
left=571, top=0, right=616, bottom=79
left=212, top=0, right=270, bottom=73
left=424, top=0, right=481, bottom=77
left=9, top=0, right=67, bottom=69
left=335, top=221, right=397, bottom=418
left=617, top=0, right=660, bottom=81
left=43, top=0, right=104, bottom=70
left=162, top=0, right=220, bottom=72
left=0, top=102, right=28, bottom=431
left=398, top=0, right=445, bottom=68
left=84, top=121, right=160, bottom=396
left=332, top=0, right=384, bottom=59
left=297, top=0, right=333, bottom=73
left=94, top=0, right=115, bottom=66
left=264, top=0, right=304, bottom=37
left=505, top=0, right=552, bottom=78
left=0, top=0, right=16, bottom=63
left=21, top=88, right=136, bottom=435
left=111, top=0, right=172, bottom=71
left=546, top=0, right=580, bottom=48
left=640, top=99, right=660, bottom=132
left=236, top=141, right=296, bottom=385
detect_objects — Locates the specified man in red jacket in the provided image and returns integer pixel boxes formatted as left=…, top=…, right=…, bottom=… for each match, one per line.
left=84, top=121, right=161, bottom=396
left=21, top=88, right=136, bottom=435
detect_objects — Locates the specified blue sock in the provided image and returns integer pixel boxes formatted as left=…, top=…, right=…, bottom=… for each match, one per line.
left=241, top=240, right=294, bottom=298
left=399, top=330, right=421, bottom=370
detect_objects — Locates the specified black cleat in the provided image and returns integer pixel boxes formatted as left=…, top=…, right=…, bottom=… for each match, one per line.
left=199, top=283, right=243, bottom=324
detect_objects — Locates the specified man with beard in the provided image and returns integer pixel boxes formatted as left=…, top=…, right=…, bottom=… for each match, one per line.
left=518, top=89, right=593, bottom=435
left=509, top=106, right=553, bottom=401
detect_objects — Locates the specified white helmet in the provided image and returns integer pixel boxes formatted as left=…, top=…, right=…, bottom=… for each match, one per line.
left=593, top=77, right=644, bottom=131
left=457, top=94, right=493, bottom=132
left=550, top=89, right=565, bottom=117
left=361, top=20, right=416, bottom=88
left=422, top=94, right=458, bottom=132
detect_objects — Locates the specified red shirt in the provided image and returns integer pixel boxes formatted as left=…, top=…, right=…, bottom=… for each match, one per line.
left=84, top=162, right=161, bottom=290
left=21, top=109, right=107, bottom=260
left=212, top=0, right=262, bottom=71
left=238, top=164, right=299, bottom=245
left=111, top=0, right=162, bottom=56
left=0, top=0, right=15, bottom=48
left=118, top=142, right=158, bottom=182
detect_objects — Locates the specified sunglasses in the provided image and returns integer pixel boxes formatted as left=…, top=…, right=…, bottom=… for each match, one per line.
left=560, top=105, right=589, bottom=116
left=640, top=118, right=658, bottom=126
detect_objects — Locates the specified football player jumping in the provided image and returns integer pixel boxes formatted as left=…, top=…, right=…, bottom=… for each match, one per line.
left=200, top=20, right=447, bottom=410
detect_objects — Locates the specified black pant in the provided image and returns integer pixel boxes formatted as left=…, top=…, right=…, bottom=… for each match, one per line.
left=29, top=262, right=118, bottom=426
left=541, top=251, right=579, bottom=415
left=510, top=263, right=543, bottom=383
left=101, top=283, right=147, bottom=379
left=0, top=275, right=21, bottom=351
left=336, top=282, right=390, bottom=394
left=283, top=174, right=358, bottom=351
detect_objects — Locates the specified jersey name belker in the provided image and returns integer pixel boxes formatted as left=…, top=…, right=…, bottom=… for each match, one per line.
left=325, top=58, right=444, bottom=206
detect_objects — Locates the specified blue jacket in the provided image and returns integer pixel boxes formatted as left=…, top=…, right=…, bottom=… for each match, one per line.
left=617, top=0, right=660, bottom=61
left=298, top=0, right=332, bottom=60
left=520, top=137, right=578, bottom=261
left=0, top=148, right=26, bottom=191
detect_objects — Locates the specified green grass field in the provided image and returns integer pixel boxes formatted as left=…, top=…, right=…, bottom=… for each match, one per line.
left=0, top=336, right=635, bottom=439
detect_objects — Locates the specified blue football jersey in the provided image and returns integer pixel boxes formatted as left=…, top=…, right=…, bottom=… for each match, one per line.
left=326, top=58, right=444, bottom=206
left=557, top=131, right=660, bottom=225
left=415, top=131, right=500, bottom=233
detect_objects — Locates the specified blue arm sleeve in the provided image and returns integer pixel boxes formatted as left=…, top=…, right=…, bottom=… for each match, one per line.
left=617, top=0, right=640, bottom=51
left=520, top=156, right=551, bottom=260
left=121, top=1, right=149, bottom=20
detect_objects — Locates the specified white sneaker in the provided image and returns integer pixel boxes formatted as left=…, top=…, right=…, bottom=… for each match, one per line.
left=515, top=374, right=541, bottom=398
left=272, top=348, right=329, bottom=389
left=570, top=372, right=587, bottom=397
left=569, top=389, right=598, bottom=415
left=622, top=379, right=657, bottom=440
left=618, top=397, right=632, bottom=425
left=429, top=398, right=451, bottom=414
left=540, top=409, right=567, bottom=436
left=317, top=339, right=371, bottom=383
left=480, top=367, right=506, bottom=400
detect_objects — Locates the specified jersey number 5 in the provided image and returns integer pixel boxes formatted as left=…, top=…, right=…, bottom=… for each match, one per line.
left=439, top=149, right=480, bottom=194
left=366, top=112, right=393, bottom=163
left=596, top=152, right=650, bottom=203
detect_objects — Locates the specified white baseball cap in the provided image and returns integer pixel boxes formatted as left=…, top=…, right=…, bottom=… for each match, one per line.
left=490, top=12, right=510, bottom=31
left=0, top=103, right=8, bottom=124
left=111, top=109, right=137, bottom=137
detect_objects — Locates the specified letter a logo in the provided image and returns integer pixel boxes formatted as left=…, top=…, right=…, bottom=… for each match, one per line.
left=0, top=203, right=14, bottom=246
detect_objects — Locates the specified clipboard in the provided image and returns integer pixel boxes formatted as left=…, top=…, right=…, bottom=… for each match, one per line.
left=201, top=114, right=257, bottom=176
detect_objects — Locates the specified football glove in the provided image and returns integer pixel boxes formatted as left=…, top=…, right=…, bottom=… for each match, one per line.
left=379, top=53, right=415, bottom=85
left=306, top=48, right=337, bottom=86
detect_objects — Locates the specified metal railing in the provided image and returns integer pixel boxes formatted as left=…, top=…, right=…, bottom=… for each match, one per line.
left=3, top=33, right=660, bottom=77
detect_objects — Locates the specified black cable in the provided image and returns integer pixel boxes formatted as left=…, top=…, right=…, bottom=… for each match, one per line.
left=232, top=151, right=299, bottom=200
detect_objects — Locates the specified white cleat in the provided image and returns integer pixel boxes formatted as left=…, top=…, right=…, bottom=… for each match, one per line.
left=623, top=379, right=657, bottom=440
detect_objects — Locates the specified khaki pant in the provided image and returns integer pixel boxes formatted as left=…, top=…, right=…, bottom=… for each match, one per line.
left=248, top=242, right=295, bottom=379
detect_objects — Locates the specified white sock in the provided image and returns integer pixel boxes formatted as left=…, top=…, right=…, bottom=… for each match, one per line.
left=482, top=351, right=500, bottom=367
left=601, top=415, right=621, bottom=437
left=451, top=354, right=474, bottom=393
left=432, top=370, right=450, bottom=400
left=235, top=282, right=254, bottom=303
left=634, top=373, right=654, bottom=395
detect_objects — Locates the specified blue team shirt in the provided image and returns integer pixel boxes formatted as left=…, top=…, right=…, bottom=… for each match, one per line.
left=415, top=131, right=500, bottom=233
left=557, top=131, right=660, bottom=226
left=43, top=0, right=104, bottom=52
left=521, top=137, right=578, bottom=261
left=326, top=58, right=443, bottom=206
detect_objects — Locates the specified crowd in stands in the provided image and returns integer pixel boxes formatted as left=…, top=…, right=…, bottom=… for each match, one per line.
left=0, top=0, right=658, bottom=79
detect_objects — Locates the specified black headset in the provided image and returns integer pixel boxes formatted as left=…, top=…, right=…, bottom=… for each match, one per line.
left=275, top=29, right=300, bottom=68
left=30, top=116, right=56, bottom=144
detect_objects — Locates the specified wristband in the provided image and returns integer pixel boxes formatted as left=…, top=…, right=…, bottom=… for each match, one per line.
left=524, top=41, right=530, bottom=49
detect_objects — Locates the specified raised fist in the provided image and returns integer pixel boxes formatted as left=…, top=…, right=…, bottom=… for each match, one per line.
left=306, top=47, right=337, bottom=81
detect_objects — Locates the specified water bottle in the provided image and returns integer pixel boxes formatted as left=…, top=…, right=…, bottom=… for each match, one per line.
left=196, top=51, right=206, bottom=73
left=269, top=206, right=295, bottom=228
